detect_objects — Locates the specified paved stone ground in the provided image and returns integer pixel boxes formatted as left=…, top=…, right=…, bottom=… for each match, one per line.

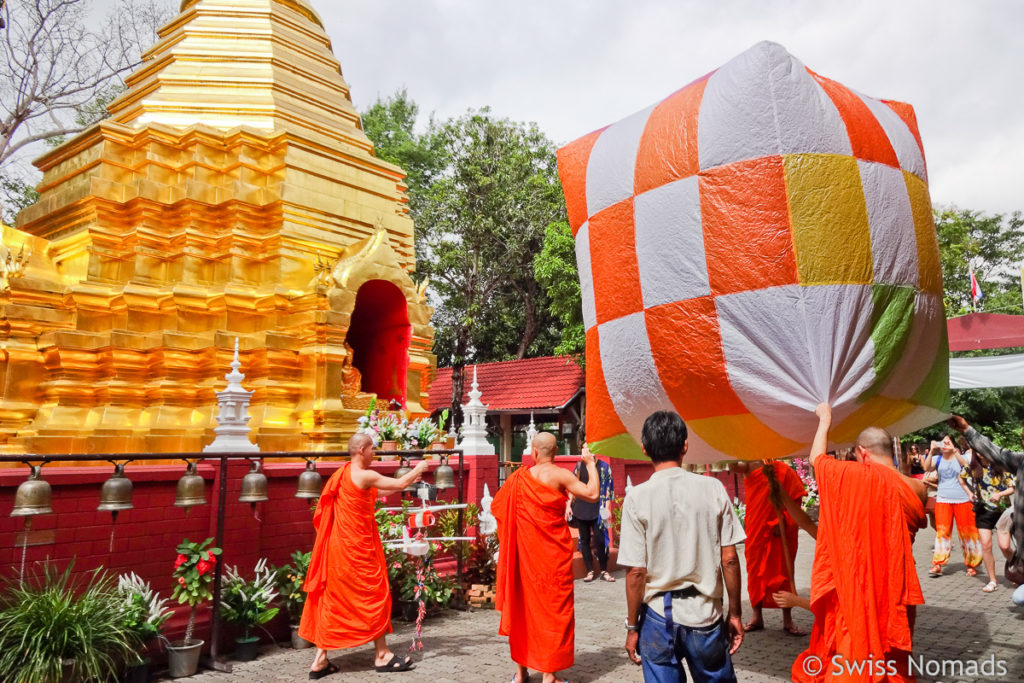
left=180, top=527, right=1024, bottom=682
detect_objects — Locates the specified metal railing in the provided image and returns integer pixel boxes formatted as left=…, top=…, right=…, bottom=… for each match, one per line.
left=1, top=448, right=465, bottom=672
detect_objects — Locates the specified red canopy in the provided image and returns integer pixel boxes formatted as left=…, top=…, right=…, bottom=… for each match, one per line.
left=947, top=313, right=1024, bottom=351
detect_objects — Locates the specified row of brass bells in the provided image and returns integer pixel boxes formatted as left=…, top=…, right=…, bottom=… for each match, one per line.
left=434, top=456, right=455, bottom=490
left=296, top=460, right=323, bottom=499
left=11, top=465, right=53, bottom=517
left=98, top=463, right=133, bottom=516
left=239, top=461, right=269, bottom=503
left=175, top=462, right=207, bottom=508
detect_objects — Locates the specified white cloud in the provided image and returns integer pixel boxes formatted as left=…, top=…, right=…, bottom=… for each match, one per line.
left=321, top=0, right=1024, bottom=214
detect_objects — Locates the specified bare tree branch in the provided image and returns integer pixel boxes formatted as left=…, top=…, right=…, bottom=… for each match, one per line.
left=0, top=0, right=174, bottom=167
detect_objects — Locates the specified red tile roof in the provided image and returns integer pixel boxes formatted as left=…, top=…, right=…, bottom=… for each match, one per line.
left=427, top=356, right=585, bottom=412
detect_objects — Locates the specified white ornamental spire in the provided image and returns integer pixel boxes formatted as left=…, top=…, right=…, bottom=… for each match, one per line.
left=523, top=412, right=537, bottom=456
left=458, top=366, right=495, bottom=456
left=204, top=338, right=260, bottom=453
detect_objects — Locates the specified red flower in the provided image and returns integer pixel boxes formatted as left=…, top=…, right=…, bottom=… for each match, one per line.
left=174, top=554, right=187, bottom=568
left=178, top=576, right=186, bottom=586
left=197, top=560, right=211, bottom=575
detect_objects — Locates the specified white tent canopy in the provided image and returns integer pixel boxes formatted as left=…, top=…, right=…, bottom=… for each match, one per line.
left=949, top=354, right=1024, bottom=389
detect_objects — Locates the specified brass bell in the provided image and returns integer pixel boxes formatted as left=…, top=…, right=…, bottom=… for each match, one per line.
left=11, top=465, right=53, bottom=517
left=239, top=461, right=268, bottom=504
left=174, top=462, right=207, bottom=508
left=295, top=460, right=323, bottom=499
left=395, top=458, right=411, bottom=481
left=97, top=463, right=133, bottom=515
left=434, top=456, right=455, bottom=490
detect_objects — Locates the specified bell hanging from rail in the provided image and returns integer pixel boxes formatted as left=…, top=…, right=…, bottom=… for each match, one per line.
left=295, top=460, right=323, bottom=499
left=97, top=463, right=133, bottom=517
left=395, top=456, right=411, bottom=483
left=434, top=456, right=455, bottom=490
left=239, top=461, right=269, bottom=504
left=11, top=465, right=53, bottom=517
left=174, top=462, right=207, bottom=508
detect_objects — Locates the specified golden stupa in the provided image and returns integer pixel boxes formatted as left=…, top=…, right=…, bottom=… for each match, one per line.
left=1, top=0, right=435, bottom=456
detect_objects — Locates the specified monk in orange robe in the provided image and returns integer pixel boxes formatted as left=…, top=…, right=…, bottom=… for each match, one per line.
left=493, top=432, right=599, bottom=683
left=792, top=404, right=928, bottom=683
left=300, top=432, right=427, bottom=677
left=737, top=460, right=810, bottom=635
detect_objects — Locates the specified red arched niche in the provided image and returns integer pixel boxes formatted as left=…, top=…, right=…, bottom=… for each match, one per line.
left=345, top=279, right=412, bottom=406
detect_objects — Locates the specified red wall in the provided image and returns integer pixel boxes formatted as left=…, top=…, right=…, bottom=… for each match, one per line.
left=0, top=455, right=496, bottom=645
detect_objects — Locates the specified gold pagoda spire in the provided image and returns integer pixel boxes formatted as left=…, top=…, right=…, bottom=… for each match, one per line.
left=108, top=0, right=371, bottom=153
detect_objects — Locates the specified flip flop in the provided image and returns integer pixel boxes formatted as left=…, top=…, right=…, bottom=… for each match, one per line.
left=375, top=655, right=414, bottom=673
left=309, top=662, right=339, bottom=680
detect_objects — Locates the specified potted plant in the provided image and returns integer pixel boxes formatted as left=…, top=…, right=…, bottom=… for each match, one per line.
left=117, top=572, right=173, bottom=682
left=0, top=562, right=141, bottom=682
left=168, top=537, right=221, bottom=678
left=274, top=550, right=313, bottom=649
left=220, top=559, right=279, bottom=662
left=431, top=409, right=450, bottom=451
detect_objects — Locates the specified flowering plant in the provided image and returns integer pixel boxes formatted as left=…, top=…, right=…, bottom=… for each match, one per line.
left=172, top=537, right=221, bottom=644
left=273, top=550, right=311, bottom=623
left=220, top=559, right=279, bottom=640
left=356, top=398, right=408, bottom=447
left=793, top=457, right=819, bottom=511
left=117, top=572, right=173, bottom=644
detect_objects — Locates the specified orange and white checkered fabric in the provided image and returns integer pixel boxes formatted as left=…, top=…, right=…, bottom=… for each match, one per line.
left=557, top=41, right=949, bottom=463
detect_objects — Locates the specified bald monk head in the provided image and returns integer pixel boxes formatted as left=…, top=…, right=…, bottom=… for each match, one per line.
left=531, top=432, right=557, bottom=462
left=854, top=426, right=895, bottom=465
left=349, top=432, right=374, bottom=462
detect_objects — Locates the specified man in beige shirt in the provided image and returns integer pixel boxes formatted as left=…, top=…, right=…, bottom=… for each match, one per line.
left=618, top=411, right=746, bottom=682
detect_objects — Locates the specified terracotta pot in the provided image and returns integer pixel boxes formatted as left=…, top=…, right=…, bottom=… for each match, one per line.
left=380, top=441, right=398, bottom=458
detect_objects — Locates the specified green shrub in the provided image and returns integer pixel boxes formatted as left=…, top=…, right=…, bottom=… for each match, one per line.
left=0, top=563, right=142, bottom=682
left=219, top=559, right=279, bottom=640
left=273, top=550, right=311, bottom=624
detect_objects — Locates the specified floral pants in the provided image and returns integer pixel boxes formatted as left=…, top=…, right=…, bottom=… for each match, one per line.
left=932, top=501, right=983, bottom=568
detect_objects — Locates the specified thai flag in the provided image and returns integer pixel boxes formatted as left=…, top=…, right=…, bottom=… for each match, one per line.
left=970, top=267, right=983, bottom=304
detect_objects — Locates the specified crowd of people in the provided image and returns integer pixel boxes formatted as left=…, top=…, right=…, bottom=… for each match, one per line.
left=293, top=410, right=1022, bottom=682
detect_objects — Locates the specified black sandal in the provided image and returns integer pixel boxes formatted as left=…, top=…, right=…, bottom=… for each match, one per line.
left=375, top=655, right=414, bottom=672
left=309, top=662, right=340, bottom=680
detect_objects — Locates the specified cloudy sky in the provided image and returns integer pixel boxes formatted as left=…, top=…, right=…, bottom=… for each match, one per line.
left=313, top=0, right=1023, bottom=216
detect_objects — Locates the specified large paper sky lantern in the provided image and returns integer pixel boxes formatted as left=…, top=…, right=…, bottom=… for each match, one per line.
left=557, top=41, right=949, bottom=464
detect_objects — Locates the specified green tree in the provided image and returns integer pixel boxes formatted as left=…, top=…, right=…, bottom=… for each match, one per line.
left=362, top=96, right=567, bottom=415
left=935, top=206, right=1024, bottom=316
left=534, top=219, right=584, bottom=359
left=416, top=109, right=566, bottom=414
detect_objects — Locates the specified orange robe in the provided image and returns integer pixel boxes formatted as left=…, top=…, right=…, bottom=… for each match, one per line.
left=745, top=461, right=806, bottom=608
left=492, top=467, right=575, bottom=673
left=793, top=457, right=927, bottom=683
left=299, top=462, right=392, bottom=648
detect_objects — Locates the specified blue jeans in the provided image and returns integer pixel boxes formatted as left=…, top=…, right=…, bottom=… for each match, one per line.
left=638, top=602, right=736, bottom=683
